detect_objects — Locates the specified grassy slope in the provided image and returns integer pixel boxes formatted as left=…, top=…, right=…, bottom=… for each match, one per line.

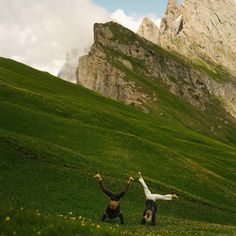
left=104, top=22, right=236, bottom=146
left=0, top=55, right=236, bottom=236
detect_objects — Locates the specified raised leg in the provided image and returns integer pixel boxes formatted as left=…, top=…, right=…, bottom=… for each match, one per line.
left=152, top=194, right=174, bottom=201
left=115, top=176, right=134, bottom=199
left=138, top=173, right=152, bottom=196
left=94, top=173, right=116, bottom=198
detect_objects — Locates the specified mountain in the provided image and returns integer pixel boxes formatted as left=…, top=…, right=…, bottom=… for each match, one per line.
left=60, top=0, right=236, bottom=119
left=137, top=17, right=159, bottom=45
left=77, top=21, right=236, bottom=120
left=140, top=0, right=236, bottom=75
left=1, top=57, right=236, bottom=235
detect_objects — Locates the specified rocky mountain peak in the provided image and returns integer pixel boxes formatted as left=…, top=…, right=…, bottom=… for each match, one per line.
left=77, top=22, right=156, bottom=112
left=77, top=21, right=236, bottom=119
left=158, top=0, right=236, bottom=74
left=58, top=3, right=236, bottom=119
left=137, top=17, right=159, bottom=45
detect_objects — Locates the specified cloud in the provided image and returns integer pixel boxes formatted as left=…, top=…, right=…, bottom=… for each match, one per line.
left=0, top=0, right=111, bottom=75
left=111, top=9, right=161, bottom=32
left=0, top=0, right=161, bottom=76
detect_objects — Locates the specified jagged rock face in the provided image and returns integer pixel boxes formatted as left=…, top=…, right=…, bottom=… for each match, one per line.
left=77, top=22, right=236, bottom=118
left=137, top=17, right=159, bottom=45
left=77, top=32, right=155, bottom=110
left=203, top=80, right=236, bottom=118
left=158, top=0, right=236, bottom=75
left=91, top=23, right=210, bottom=110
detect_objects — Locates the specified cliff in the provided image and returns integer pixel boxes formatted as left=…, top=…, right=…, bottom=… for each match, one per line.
left=77, top=22, right=236, bottom=118
left=137, top=17, right=159, bottom=45
left=158, top=0, right=236, bottom=75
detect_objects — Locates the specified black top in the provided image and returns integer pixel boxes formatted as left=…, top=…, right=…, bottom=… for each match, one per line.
left=106, top=204, right=121, bottom=219
left=145, top=199, right=157, bottom=213
left=141, top=199, right=157, bottom=225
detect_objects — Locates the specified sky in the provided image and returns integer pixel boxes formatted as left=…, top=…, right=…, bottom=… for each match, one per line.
left=0, top=0, right=168, bottom=76
left=93, top=0, right=167, bottom=17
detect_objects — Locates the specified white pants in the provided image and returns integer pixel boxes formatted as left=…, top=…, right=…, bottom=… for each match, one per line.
left=139, top=177, right=173, bottom=201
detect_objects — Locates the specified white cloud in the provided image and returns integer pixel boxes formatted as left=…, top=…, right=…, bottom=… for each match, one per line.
left=0, top=0, right=161, bottom=76
left=111, top=9, right=161, bottom=32
left=0, top=0, right=111, bottom=75
left=111, top=9, right=142, bottom=32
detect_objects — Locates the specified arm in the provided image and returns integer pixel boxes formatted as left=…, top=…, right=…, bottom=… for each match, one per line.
left=151, top=211, right=156, bottom=226
left=119, top=213, right=124, bottom=224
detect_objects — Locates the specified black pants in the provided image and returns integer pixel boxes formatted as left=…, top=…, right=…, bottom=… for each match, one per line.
left=98, top=180, right=128, bottom=200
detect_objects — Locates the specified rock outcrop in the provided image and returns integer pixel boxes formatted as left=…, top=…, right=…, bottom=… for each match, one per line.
left=60, top=0, right=236, bottom=118
left=77, top=22, right=236, bottom=118
left=137, top=17, right=159, bottom=45
left=135, top=0, right=236, bottom=117
left=158, top=0, right=236, bottom=75
left=77, top=24, right=155, bottom=110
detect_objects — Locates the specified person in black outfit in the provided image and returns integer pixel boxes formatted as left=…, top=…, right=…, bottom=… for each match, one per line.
left=138, top=172, right=178, bottom=226
left=94, top=173, right=134, bottom=224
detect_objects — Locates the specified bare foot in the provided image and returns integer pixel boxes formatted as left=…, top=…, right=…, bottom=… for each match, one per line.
left=172, top=194, right=179, bottom=200
left=94, top=173, right=102, bottom=181
left=128, top=177, right=134, bottom=183
left=138, top=172, right=142, bottom=178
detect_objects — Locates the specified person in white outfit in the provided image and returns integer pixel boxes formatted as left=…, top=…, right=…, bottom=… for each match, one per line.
left=138, top=172, right=178, bottom=226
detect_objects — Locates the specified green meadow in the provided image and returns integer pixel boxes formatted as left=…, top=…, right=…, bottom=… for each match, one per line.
left=0, top=55, right=236, bottom=236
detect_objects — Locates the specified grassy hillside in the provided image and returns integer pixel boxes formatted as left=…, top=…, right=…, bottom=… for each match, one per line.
left=98, top=22, right=236, bottom=146
left=0, top=57, right=236, bottom=235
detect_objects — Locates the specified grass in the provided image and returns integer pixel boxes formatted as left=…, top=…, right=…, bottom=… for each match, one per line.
left=0, top=45, right=236, bottom=236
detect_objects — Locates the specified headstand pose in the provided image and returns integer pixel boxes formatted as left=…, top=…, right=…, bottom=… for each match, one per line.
left=94, top=173, right=134, bottom=224
left=138, top=172, right=178, bottom=226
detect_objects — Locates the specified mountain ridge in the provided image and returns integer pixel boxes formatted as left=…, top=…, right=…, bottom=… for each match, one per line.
left=77, top=21, right=236, bottom=119
left=138, top=0, right=236, bottom=75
